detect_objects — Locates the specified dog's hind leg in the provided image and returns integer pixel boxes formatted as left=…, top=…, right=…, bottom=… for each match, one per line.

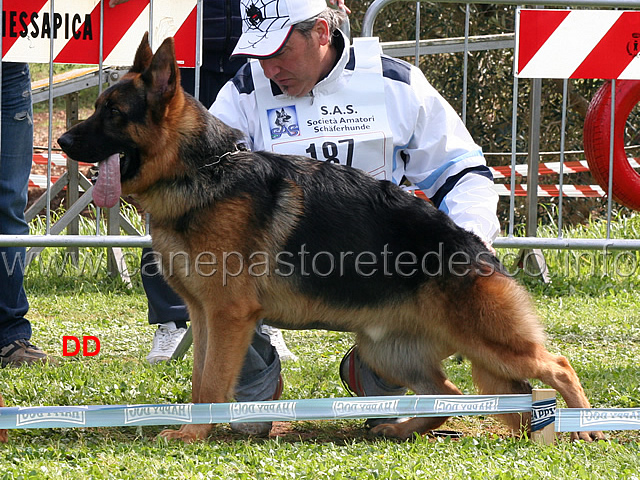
left=470, top=347, right=605, bottom=441
left=369, top=364, right=463, bottom=440
left=471, top=363, right=532, bottom=436
left=356, top=336, right=463, bottom=440
left=459, top=274, right=604, bottom=441
left=522, top=347, right=605, bottom=441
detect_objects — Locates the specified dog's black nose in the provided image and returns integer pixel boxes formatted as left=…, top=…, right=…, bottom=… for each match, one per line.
left=57, top=133, right=73, bottom=152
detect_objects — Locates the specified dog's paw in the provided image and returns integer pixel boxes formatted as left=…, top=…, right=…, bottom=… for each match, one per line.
left=570, top=430, right=605, bottom=442
left=370, top=422, right=415, bottom=440
left=158, top=425, right=211, bottom=444
left=157, top=428, right=198, bottom=444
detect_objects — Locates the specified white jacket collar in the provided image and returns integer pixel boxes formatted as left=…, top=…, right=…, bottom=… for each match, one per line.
left=309, top=29, right=351, bottom=97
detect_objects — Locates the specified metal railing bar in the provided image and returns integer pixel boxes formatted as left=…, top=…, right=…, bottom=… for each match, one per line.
left=493, top=237, right=640, bottom=250
left=0, top=235, right=153, bottom=248
left=1, top=235, right=640, bottom=251
left=558, top=78, right=569, bottom=237
left=363, top=0, right=640, bottom=37
left=380, top=34, right=514, bottom=57
left=46, top=0, right=55, bottom=236
left=462, top=3, right=470, bottom=124
left=508, top=5, right=520, bottom=238
left=414, top=2, right=421, bottom=67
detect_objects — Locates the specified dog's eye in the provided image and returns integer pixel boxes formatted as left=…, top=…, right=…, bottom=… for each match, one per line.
left=110, top=107, right=123, bottom=118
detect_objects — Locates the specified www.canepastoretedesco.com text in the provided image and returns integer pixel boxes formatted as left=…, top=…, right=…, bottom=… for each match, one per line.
left=143, top=244, right=497, bottom=285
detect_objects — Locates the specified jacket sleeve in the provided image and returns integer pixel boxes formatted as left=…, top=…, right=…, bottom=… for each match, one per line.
left=391, top=66, right=500, bottom=244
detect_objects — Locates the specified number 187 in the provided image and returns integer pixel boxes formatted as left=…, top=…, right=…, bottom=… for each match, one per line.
left=305, top=139, right=354, bottom=166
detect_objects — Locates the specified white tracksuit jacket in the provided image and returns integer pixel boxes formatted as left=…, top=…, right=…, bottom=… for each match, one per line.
left=210, top=30, right=500, bottom=245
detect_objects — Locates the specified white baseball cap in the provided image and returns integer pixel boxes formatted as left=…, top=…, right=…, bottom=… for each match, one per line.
left=232, top=0, right=328, bottom=58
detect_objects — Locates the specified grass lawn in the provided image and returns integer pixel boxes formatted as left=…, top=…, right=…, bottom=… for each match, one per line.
left=0, top=208, right=639, bottom=479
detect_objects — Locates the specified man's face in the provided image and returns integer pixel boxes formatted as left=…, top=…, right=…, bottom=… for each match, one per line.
left=258, top=27, right=328, bottom=98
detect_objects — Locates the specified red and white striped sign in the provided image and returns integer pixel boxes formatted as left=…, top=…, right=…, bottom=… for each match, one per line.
left=516, top=9, right=640, bottom=79
left=1, top=0, right=197, bottom=66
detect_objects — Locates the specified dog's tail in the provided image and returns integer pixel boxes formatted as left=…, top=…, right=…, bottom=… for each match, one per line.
left=446, top=271, right=543, bottom=344
left=443, top=271, right=546, bottom=382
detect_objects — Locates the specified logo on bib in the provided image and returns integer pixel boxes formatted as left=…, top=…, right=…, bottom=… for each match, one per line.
left=268, top=106, right=300, bottom=139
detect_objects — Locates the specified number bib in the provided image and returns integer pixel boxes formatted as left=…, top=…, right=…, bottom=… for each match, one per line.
left=253, top=38, right=394, bottom=179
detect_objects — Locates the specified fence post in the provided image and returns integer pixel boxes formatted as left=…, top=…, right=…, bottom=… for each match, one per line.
left=516, top=77, right=550, bottom=282
left=65, top=92, right=80, bottom=266
left=106, top=205, right=133, bottom=287
left=531, top=388, right=556, bottom=445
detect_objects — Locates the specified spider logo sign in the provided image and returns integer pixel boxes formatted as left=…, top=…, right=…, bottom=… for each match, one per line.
left=246, top=4, right=264, bottom=27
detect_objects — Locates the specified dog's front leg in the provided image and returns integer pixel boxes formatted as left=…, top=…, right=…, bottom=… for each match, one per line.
left=159, top=301, right=260, bottom=443
left=158, top=309, right=212, bottom=443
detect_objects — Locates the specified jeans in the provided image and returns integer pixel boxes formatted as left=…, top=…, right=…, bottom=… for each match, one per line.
left=0, top=62, right=34, bottom=347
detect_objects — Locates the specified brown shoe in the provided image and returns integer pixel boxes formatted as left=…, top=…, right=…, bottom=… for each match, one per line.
left=0, top=339, right=49, bottom=367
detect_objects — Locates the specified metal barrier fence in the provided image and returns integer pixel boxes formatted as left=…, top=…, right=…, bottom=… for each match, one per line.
left=1, top=0, right=640, bottom=255
left=362, top=0, right=640, bottom=253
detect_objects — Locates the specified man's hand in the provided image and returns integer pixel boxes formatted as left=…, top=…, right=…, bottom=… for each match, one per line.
left=329, top=0, right=351, bottom=14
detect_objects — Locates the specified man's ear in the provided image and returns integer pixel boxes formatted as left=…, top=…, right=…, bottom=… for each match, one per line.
left=131, top=32, right=153, bottom=73
left=314, top=18, right=331, bottom=46
left=142, top=37, right=181, bottom=121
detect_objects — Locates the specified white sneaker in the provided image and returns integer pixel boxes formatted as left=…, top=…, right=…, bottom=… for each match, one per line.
left=261, top=325, right=298, bottom=362
left=146, top=322, right=187, bottom=364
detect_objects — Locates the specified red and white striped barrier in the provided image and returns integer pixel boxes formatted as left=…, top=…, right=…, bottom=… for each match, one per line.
left=2, top=0, right=197, bottom=67
left=29, top=174, right=61, bottom=189
left=490, top=158, right=640, bottom=179
left=492, top=184, right=606, bottom=198
left=516, top=9, right=640, bottom=79
left=414, top=184, right=606, bottom=200
left=29, top=153, right=91, bottom=189
left=32, top=152, right=90, bottom=168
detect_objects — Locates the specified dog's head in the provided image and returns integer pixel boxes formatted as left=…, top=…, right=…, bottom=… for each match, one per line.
left=58, top=33, right=184, bottom=207
left=274, top=108, right=291, bottom=126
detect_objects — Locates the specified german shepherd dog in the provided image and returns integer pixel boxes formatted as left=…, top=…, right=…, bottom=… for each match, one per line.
left=58, top=34, right=603, bottom=443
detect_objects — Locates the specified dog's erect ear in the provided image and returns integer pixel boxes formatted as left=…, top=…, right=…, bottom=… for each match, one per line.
left=142, top=37, right=180, bottom=118
left=131, top=32, right=153, bottom=73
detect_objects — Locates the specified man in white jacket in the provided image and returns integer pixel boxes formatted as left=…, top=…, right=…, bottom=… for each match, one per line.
left=211, top=0, right=500, bottom=435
